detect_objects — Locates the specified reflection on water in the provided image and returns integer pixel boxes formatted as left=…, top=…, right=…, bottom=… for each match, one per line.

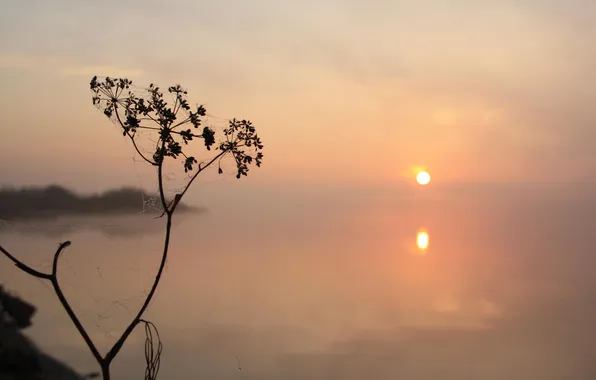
left=0, top=215, right=167, bottom=238
left=416, top=229, right=429, bottom=252
left=2, top=191, right=596, bottom=379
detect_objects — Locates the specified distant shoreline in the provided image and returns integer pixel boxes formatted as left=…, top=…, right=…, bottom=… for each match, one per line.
left=0, top=185, right=204, bottom=221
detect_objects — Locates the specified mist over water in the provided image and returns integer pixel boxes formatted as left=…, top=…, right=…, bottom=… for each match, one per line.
left=2, top=185, right=596, bottom=379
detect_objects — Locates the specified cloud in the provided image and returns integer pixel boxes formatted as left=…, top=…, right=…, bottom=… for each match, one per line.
left=60, top=65, right=144, bottom=78
left=0, top=53, right=60, bottom=70
left=0, top=53, right=144, bottom=78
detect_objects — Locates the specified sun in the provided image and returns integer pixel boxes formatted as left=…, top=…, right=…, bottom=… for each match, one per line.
left=416, top=171, right=431, bottom=185
left=417, top=230, right=430, bottom=251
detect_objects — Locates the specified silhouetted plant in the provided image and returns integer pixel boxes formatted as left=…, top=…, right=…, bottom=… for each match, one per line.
left=0, top=76, right=264, bottom=380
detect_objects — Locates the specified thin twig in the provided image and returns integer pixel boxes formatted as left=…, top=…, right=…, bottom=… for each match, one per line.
left=50, top=242, right=103, bottom=364
left=104, top=141, right=172, bottom=364
left=113, top=107, right=155, bottom=166
left=0, top=241, right=103, bottom=364
left=0, top=245, right=51, bottom=279
left=171, top=149, right=228, bottom=213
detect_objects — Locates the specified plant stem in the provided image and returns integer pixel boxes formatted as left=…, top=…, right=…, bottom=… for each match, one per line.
left=105, top=214, right=172, bottom=364
left=0, top=242, right=104, bottom=372
left=101, top=362, right=111, bottom=380
left=104, top=147, right=172, bottom=364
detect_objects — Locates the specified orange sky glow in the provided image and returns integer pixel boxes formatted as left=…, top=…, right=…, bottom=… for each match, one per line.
left=0, top=0, right=595, bottom=192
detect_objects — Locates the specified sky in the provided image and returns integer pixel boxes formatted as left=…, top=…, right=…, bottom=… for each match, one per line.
left=1, top=0, right=596, bottom=194
left=3, top=2, right=596, bottom=378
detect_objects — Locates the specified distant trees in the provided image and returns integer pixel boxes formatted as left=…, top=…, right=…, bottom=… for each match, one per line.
left=0, top=76, right=265, bottom=380
left=0, top=185, right=196, bottom=220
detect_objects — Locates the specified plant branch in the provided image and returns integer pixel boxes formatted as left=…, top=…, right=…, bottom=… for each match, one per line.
left=0, top=246, right=51, bottom=279
left=0, top=242, right=103, bottom=365
left=113, top=106, right=155, bottom=165
left=104, top=212, right=173, bottom=364
left=172, top=96, right=179, bottom=117
left=105, top=144, right=171, bottom=364
left=171, top=149, right=228, bottom=213
left=135, top=124, right=209, bottom=144
left=156, top=140, right=169, bottom=214
left=87, top=76, right=265, bottom=378
left=49, top=242, right=103, bottom=364
left=128, top=130, right=156, bottom=166
left=170, top=117, right=191, bottom=130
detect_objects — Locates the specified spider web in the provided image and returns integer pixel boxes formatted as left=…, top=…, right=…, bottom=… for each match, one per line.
left=1, top=83, right=239, bottom=357
left=0, top=227, right=158, bottom=349
left=120, top=95, right=237, bottom=208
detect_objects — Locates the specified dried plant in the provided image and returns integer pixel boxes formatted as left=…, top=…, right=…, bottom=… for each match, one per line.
left=0, top=76, right=265, bottom=379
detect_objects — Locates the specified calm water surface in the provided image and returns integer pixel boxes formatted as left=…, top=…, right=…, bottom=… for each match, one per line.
left=2, top=188, right=596, bottom=379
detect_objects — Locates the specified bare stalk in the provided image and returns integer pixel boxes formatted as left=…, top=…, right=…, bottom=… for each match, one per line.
left=0, top=242, right=103, bottom=365
left=1, top=76, right=263, bottom=380
left=105, top=204, right=172, bottom=363
left=0, top=158, right=174, bottom=379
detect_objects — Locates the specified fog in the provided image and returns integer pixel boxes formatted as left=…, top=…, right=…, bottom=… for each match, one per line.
left=2, top=183, right=596, bottom=379
left=2, top=0, right=596, bottom=378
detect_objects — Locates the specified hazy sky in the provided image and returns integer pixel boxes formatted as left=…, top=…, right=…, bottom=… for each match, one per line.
left=1, top=0, right=596, bottom=192
left=3, top=3, right=596, bottom=378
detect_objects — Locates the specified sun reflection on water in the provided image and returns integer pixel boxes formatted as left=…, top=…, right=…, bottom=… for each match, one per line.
left=417, top=229, right=429, bottom=252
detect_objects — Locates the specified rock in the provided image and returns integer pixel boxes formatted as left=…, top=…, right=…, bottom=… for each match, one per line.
left=0, top=286, right=90, bottom=380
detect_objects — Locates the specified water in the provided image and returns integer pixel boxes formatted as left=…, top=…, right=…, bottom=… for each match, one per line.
left=2, top=186, right=596, bottom=379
